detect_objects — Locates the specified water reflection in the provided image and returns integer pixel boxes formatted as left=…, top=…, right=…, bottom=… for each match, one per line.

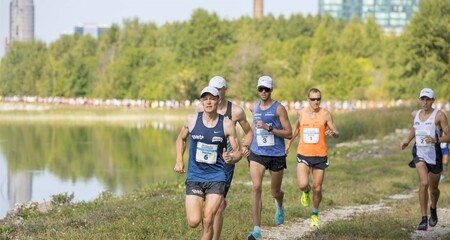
left=0, top=121, right=181, bottom=218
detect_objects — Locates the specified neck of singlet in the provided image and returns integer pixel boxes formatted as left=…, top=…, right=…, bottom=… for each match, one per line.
left=421, top=108, right=434, bottom=116
left=202, top=112, right=219, bottom=128
left=259, top=99, right=274, bottom=110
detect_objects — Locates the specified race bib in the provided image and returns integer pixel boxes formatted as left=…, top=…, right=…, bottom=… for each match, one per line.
left=415, top=129, right=431, bottom=147
left=195, top=142, right=218, bottom=164
left=256, top=128, right=275, bottom=147
left=303, top=128, right=319, bottom=144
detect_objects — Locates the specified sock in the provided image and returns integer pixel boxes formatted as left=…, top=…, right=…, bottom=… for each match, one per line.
left=275, top=199, right=283, bottom=208
left=304, top=185, right=310, bottom=193
left=311, top=208, right=319, bottom=216
left=254, top=226, right=261, bottom=232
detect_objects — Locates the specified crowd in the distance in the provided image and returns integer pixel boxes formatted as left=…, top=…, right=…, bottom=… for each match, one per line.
left=1, top=95, right=450, bottom=113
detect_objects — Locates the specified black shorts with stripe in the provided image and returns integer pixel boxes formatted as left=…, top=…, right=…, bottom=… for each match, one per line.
left=297, top=154, right=329, bottom=169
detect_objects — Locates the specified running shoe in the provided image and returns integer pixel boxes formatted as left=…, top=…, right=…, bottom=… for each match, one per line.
left=429, top=206, right=438, bottom=227
left=247, top=229, right=263, bottom=240
left=301, top=188, right=311, bottom=207
left=417, top=216, right=428, bottom=231
left=274, top=200, right=285, bottom=225
left=440, top=175, right=446, bottom=182
left=310, top=214, right=320, bottom=227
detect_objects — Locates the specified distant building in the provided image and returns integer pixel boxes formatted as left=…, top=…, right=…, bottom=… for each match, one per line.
left=10, top=0, right=34, bottom=41
left=74, top=23, right=110, bottom=38
left=319, top=0, right=420, bottom=34
left=254, top=0, right=263, bottom=19
left=3, top=37, right=9, bottom=54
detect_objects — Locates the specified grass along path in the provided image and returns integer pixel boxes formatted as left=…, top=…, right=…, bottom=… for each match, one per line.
left=2, top=116, right=449, bottom=238
left=263, top=189, right=450, bottom=239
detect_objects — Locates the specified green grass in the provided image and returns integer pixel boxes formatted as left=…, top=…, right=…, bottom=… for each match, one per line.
left=3, top=148, right=448, bottom=239
left=2, top=106, right=449, bottom=239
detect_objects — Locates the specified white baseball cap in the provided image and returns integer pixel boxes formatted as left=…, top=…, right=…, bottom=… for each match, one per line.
left=419, top=88, right=434, bottom=99
left=257, top=76, right=273, bottom=89
left=209, top=76, right=226, bottom=88
left=200, top=86, right=219, bottom=98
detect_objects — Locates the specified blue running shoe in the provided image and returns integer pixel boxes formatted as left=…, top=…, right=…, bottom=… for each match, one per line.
left=247, top=229, right=262, bottom=240
left=274, top=200, right=285, bottom=225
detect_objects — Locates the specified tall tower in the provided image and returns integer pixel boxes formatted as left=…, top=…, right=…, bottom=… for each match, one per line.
left=10, top=0, right=34, bottom=41
left=254, top=0, right=263, bottom=19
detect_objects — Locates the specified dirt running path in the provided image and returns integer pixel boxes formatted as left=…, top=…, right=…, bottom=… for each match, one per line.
left=262, top=191, right=450, bottom=239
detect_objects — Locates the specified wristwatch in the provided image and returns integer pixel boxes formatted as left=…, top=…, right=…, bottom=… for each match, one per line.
left=268, top=125, right=274, bottom=132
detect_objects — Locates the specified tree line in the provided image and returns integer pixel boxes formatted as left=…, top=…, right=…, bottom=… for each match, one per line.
left=0, top=0, right=448, bottom=101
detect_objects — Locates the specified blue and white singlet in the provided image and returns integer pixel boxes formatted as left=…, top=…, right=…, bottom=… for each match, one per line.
left=250, top=100, right=286, bottom=157
left=187, top=112, right=227, bottom=182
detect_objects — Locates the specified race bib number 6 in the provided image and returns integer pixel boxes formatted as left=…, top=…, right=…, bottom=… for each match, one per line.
left=195, top=142, right=218, bottom=164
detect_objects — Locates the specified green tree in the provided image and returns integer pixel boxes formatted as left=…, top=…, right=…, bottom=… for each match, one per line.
left=363, top=17, right=383, bottom=58
left=42, top=35, right=83, bottom=96
left=93, top=47, right=145, bottom=99
left=312, top=53, right=370, bottom=100
left=0, top=41, right=47, bottom=95
left=340, top=17, right=365, bottom=58
left=391, top=0, right=450, bottom=98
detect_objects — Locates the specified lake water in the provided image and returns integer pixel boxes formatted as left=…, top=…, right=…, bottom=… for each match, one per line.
left=0, top=120, right=182, bottom=218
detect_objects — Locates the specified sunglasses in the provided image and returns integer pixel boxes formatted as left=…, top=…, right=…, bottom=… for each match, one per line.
left=309, top=98, right=321, bottom=102
left=258, top=87, right=272, bottom=93
left=419, top=97, right=433, bottom=101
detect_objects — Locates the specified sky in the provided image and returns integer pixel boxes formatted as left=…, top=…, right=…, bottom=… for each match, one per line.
left=0, top=0, right=318, bottom=58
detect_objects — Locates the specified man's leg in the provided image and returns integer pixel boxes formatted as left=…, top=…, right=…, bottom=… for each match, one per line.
left=296, top=163, right=310, bottom=191
left=297, top=163, right=311, bottom=207
left=428, top=171, right=440, bottom=227
left=416, top=162, right=429, bottom=230
left=185, top=195, right=205, bottom=228
left=311, top=168, right=325, bottom=209
left=441, top=154, right=448, bottom=180
left=202, top=194, right=223, bottom=240
left=416, top=162, right=430, bottom=216
left=270, top=170, right=284, bottom=206
left=249, top=160, right=266, bottom=227
left=212, top=198, right=225, bottom=240
left=213, top=167, right=233, bottom=240
left=270, top=169, right=285, bottom=225
left=429, top=172, right=441, bottom=208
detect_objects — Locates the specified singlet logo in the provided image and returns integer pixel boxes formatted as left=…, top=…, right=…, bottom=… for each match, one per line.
left=212, top=137, right=223, bottom=142
left=191, top=189, right=203, bottom=195
left=265, top=113, right=275, bottom=116
left=414, top=122, right=420, bottom=125
left=192, top=135, right=204, bottom=140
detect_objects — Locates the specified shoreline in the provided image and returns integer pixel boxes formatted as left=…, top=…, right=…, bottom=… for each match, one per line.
left=0, top=114, right=185, bottom=122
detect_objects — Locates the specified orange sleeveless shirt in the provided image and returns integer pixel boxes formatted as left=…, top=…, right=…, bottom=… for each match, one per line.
left=297, top=107, right=327, bottom=157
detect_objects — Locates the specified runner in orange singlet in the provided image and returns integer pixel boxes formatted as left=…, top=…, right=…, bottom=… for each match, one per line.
left=285, top=88, right=339, bottom=227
